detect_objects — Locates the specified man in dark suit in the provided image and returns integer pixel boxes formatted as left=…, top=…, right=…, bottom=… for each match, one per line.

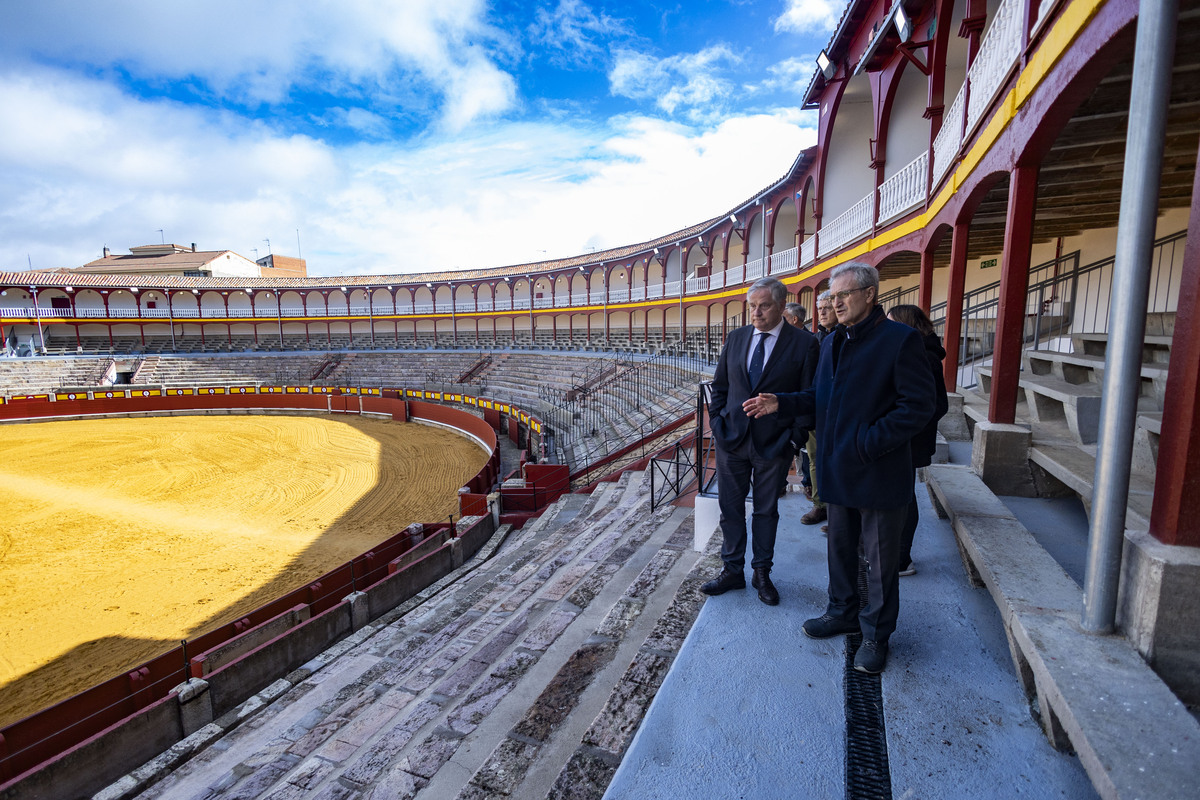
left=702, top=277, right=819, bottom=605
left=744, top=263, right=936, bottom=672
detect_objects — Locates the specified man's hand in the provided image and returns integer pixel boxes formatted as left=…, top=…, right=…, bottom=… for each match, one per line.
left=743, top=393, right=779, bottom=418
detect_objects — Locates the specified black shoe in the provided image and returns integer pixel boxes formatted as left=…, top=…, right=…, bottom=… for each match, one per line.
left=802, top=613, right=860, bottom=639
left=751, top=568, right=779, bottom=606
left=854, top=639, right=888, bottom=674
left=701, top=568, right=746, bottom=595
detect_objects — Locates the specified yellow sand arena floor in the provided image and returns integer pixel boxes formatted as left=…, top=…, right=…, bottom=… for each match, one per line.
left=0, top=413, right=487, bottom=728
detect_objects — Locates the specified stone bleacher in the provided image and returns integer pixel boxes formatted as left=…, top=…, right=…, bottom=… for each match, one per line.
left=965, top=312, right=1173, bottom=529
left=0, top=357, right=114, bottom=393
left=96, top=469, right=710, bottom=800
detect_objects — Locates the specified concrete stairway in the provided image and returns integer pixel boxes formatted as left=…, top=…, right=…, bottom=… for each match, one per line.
left=113, top=470, right=705, bottom=800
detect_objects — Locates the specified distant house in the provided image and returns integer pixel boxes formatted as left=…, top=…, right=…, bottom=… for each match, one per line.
left=67, top=244, right=282, bottom=278
left=254, top=253, right=308, bottom=278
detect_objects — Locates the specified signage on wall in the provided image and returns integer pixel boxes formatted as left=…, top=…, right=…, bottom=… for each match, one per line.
left=980, top=258, right=998, bottom=269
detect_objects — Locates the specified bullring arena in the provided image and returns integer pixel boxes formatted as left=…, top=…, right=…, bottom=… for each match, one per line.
left=0, top=413, right=486, bottom=729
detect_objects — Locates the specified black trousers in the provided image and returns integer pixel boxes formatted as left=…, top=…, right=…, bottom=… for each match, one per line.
left=715, top=437, right=791, bottom=571
left=825, top=503, right=908, bottom=643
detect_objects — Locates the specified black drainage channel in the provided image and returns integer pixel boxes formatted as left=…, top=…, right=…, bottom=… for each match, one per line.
left=844, top=559, right=892, bottom=800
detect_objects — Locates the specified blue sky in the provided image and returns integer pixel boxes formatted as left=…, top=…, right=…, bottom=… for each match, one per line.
left=0, top=0, right=841, bottom=276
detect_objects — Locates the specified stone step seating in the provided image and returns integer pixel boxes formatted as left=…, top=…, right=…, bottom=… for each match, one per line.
left=41, top=330, right=720, bottom=362
left=113, top=470, right=703, bottom=800
left=0, top=356, right=113, bottom=394
left=974, top=331, right=1168, bottom=447
left=963, top=327, right=1171, bottom=530
left=133, top=355, right=331, bottom=387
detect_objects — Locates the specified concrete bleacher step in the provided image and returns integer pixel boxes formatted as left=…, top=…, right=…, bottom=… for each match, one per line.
left=1029, top=443, right=1156, bottom=530
left=116, top=472, right=700, bottom=800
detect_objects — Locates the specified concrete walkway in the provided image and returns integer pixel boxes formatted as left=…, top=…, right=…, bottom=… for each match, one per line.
left=607, top=479, right=1099, bottom=799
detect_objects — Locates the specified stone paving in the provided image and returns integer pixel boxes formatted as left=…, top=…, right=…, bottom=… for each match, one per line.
left=108, top=470, right=709, bottom=800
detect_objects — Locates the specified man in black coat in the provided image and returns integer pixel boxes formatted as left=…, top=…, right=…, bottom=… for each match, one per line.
left=744, top=263, right=936, bottom=671
left=702, top=277, right=819, bottom=605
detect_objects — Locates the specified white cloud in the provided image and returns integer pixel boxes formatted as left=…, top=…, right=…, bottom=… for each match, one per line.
left=0, top=0, right=514, bottom=131
left=762, top=57, right=819, bottom=93
left=0, top=65, right=816, bottom=277
left=609, top=46, right=740, bottom=119
left=528, top=0, right=628, bottom=67
left=774, top=0, right=840, bottom=35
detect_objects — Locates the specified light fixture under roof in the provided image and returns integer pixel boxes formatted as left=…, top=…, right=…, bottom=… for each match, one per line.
left=892, top=3, right=912, bottom=42
left=817, top=49, right=836, bottom=80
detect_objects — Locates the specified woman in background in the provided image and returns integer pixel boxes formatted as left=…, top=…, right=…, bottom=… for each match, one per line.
left=886, top=304, right=949, bottom=575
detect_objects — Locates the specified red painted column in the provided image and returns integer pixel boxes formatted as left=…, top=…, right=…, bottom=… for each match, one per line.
left=942, top=222, right=970, bottom=392
left=1149, top=150, right=1200, bottom=548
left=919, top=248, right=935, bottom=313
left=989, top=165, right=1039, bottom=424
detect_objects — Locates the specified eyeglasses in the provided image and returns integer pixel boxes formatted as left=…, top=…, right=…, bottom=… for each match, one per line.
left=832, top=286, right=870, bottom=301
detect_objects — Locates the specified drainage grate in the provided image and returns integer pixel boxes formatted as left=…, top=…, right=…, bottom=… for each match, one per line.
left=844, top=558, right=892, bottom=800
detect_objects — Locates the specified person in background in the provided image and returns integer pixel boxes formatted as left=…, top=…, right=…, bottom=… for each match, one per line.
left=783, top=302, right=812, bottom=499
left=702, top=278, right=819, bottom=606
left=885, top=304, right=950, bottom=576
left=804, top=291, right=836, bottom=527
left=815, top=291, right=836, bottom=341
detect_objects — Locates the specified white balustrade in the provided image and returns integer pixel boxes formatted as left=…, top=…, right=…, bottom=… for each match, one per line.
left=711, top=271, right=725, bottom=289
left=877, top=150, right=930, bottom=223
left=932, top=86, right=966, bottom=188
left=664, top=279, right=682, bottom=296
left=800, top=237, right=816, bottom=267
left=687, top=275, right=709, bottom=294
left=770, top=247, right=798, bottom=275
left=609, top=288, right=629, bottom=303
left=817, top=192, right=875, bottom=255
left=965, top=0, right=1023, bottom=134
left=744, top=258, right=766, bottom=282
left=647, top=284, right=664, bottom=299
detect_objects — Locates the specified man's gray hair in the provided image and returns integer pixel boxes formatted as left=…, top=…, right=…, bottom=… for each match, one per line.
left=785, top=302, right=806, bottom=324
left=748, top=277, right=787, bottom=304
left=817, top=290, right=832, bottom=303
left=831, top=262, right=879, bottom=295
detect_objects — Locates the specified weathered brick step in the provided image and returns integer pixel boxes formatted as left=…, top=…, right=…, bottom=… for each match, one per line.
left=130, top=473, right=665, bottom=799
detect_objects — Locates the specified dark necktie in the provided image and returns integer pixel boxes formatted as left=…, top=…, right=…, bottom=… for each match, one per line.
left=749, top=332, right=767, bottom=387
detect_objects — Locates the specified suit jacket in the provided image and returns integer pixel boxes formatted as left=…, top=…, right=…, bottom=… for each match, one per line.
left=709, top=322, right=819, bottom=462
